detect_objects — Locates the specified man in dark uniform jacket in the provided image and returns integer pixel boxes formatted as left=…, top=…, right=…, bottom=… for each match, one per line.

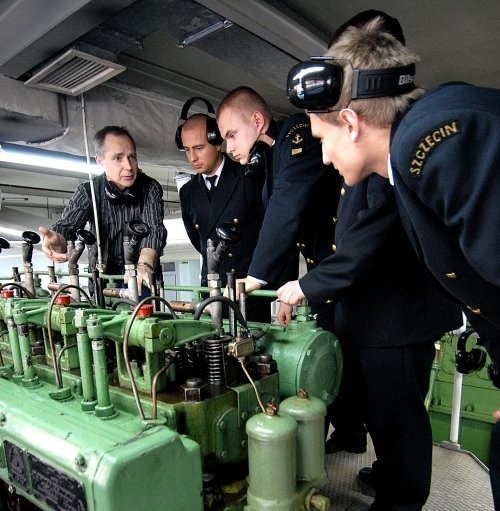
left=286, top=13, right=500, bottom=510
left=179, top=113, right=270, bottom=321
left=390, top=83, right=500, bottom=364
left=389, top=77, right=500, bottom=511
left=216, top=86, right=340, bottom=325
left=278, top=174, right=462, bottom=510
left=320, top=8, right=414, bottom=458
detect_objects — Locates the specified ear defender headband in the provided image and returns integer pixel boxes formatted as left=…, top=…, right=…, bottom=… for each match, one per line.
left=287, top=56, right=416, bottom=112
left=175, top=96, right=223, bottom=150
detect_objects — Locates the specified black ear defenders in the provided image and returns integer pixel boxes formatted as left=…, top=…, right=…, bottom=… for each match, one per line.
left=104, top=172, right=143, bottom=205
left=175, top=97, right=223, bottom=150
left=245, top=141, right=272, bottom=180
left=455, top=329, right=487, bottom=375
left=287, top=57, right=416, bottom=112
left=488, top=363, right=500, bottom=389
left=245, top=120, right=276, bottom=179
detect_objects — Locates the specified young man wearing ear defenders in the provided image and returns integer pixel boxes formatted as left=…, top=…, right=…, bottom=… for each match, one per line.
left=216, top=86, right=341, bottom=325
left=278, top=12, right=464, bottom=511
left=178, top=112, right=271, bottom=322
left=39, top=125, right=167, bottom=296
left=286, top=12, right=500, bottom=510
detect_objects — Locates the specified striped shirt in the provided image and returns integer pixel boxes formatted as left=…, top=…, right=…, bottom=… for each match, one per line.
left=52, top=172, right=167, bottom=272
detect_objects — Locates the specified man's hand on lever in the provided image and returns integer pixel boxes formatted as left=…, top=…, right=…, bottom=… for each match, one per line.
left=276, top=302, right=293, bottom=326
left=224, top=276, right=262, bottom=300
left=39, top=226, right=68, bottom=263
left=277, top=280, right=305, bottom=306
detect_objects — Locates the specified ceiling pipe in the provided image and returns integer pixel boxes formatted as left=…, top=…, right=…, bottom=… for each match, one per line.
left=196, top=0, right=327, bottom=59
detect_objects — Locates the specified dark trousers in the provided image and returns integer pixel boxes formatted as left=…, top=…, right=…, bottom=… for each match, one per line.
left=359, top=341, right=436, bottom=511
left=208, top=295, right=272, bottom=323
left=490, top=421, right=500, bottom=510
left=314, top=307, right=365, bottom=440
left=244, top=295, right=272, bottom=323
left=327, top=339, right=367, bottom=438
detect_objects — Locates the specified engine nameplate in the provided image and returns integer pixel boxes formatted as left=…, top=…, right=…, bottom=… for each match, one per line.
left=28, top=452, right=87, bottom=511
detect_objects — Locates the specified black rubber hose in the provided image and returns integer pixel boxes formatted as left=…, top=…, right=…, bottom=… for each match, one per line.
left=193, top=295, right=247, bottom=329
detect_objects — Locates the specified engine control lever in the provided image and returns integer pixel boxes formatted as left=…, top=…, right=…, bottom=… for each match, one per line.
left=123, top=220, right=150, bottom=265
left=21, top=231, right=40, bottom=296
left=68, top=229, right=96, bottom=264
left=0, top=237, right=10, bottom=254
left=207, top=223, right=241, bottom=275
left=123, top=220, right=151, bottom=303
left=21, top=230, right=40, bottom=264
left=65, top=229, right=96, bottom=302
left=205, top=223, right=242, bottom=327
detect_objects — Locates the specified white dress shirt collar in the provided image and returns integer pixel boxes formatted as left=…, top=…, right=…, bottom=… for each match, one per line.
left=202, top=156, right=225, bottom=188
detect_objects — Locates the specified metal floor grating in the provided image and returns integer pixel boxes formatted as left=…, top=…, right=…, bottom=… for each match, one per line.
left=323, top=437, right=495, bottom=510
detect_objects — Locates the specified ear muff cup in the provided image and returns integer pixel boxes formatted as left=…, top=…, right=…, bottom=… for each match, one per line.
left=244, top=121, right=276, bottom=179
left=245, top=140, right=272, bottom=179
left=175, top=97, right=223, bottom=150
left=455, top=329, right=487, bottom=375
left=104, top=173, right=143, bottom=205
left=488, top=363, right=500, bottom=389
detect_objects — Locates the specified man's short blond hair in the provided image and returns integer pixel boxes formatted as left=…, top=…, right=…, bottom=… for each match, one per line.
left=323, top=17, right=424, bottom=127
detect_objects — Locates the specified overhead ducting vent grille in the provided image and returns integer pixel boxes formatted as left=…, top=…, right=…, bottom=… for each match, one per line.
left=24, top=49, right=125, bottom=96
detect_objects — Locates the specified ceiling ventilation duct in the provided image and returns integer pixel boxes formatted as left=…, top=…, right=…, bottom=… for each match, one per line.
left=24, top=48, right=125, bottom=96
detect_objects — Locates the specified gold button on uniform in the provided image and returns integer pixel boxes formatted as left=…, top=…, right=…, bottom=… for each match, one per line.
left=301, top=243, right=306, bottom=248
left=325, top=299, right=333, bottom=304
left=231, top=268, right=236, bottom=273
left=332, top=217, right=338, bottom=223
left=332, top=244, right=337, bottom=252
left=340, top=188, right=345, bottom=196
left=445, top=272, right=457, bottom=279
left=306, top=258, right=311, bottom=264
left=228, top=253, right=233, bottom=258
left=233, top=218, right=239, bottom=224
left=296, top=242, right=301, bottom=248
left=466, top=305, right=481, bottom=315
left=195, top=224, right=199, bottom=229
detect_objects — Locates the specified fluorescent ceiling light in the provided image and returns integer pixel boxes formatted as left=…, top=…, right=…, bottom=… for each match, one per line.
left=177, top=19, right=233, bottom=48
left=0, top=146, right=99, bottom=176
left=0, top=227, right=24, bottom=238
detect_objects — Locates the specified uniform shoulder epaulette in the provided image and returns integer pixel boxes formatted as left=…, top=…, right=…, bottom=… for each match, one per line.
left=285, top=121, right=309, bottom=156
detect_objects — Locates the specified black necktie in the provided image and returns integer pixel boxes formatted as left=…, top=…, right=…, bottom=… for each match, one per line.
left=206, top=175, right=217, bottom=203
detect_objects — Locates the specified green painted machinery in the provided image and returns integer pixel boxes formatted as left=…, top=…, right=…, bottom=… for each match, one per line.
left=0, top=286, right=342, bottom=511
left=427, top=331, right=497, bottom=465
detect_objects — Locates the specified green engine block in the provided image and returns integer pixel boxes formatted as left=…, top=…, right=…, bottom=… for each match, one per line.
left=0, top=292, right=342, bottom=511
